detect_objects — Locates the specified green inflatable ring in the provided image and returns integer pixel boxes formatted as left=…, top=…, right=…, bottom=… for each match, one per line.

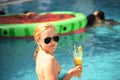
left=0, top=11, right=87, bottom=38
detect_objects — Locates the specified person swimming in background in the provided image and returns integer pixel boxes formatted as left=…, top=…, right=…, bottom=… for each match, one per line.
left=93, top=10, right=120, bottom=27
left=24, top=11, right=41, bottom=20
left=86, top=10, right=120, bottom=28
left=13, top=11, right=40, bottom=20
left=34, top=23, right=82, bottom=80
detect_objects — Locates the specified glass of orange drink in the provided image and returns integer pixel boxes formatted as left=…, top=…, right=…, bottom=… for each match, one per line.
left=74, top=56, right=82, bottom=66
left=73, top=45, right=83, bottom=77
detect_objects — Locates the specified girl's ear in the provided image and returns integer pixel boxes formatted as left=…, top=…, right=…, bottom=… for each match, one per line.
left=37, top=38, right=42, bottom=48
left=35, top=36, right=40, bottom=44
left=36, top=38, right=39, bottom=43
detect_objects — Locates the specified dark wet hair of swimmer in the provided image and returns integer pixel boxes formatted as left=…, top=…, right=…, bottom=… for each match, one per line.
left=87, top=14, right=95, bottom=26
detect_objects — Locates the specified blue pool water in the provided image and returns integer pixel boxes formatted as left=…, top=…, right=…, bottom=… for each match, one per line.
left=0, top=0, right=120, bottom=80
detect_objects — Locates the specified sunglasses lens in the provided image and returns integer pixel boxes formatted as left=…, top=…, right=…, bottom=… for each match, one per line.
left=44, top=38, right=51, bottom=44
left=53, top=36, right=59, bottom=42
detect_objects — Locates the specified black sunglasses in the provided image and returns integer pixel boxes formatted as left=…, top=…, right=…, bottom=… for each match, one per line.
left=44, top=36, right=59, bottom=44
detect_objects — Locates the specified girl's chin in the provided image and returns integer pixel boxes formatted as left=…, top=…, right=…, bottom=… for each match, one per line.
left=45, top=50, right=55, bottom=54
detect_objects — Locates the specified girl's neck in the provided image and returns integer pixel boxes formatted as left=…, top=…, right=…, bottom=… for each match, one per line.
left=39, top=48, right=54, bottom=56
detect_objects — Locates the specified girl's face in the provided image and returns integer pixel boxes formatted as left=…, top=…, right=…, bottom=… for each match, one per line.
left=39, top=27, right=58, bottom=54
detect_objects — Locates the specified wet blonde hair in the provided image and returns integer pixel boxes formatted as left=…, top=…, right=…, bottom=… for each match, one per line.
left=34, top=23, right=55, bottom=59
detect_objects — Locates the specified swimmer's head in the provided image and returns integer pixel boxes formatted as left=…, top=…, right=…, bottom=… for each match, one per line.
left=94, top=10, right=105, bottom=20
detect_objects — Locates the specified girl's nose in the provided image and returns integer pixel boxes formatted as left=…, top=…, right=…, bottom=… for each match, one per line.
left=50, top=39, right=56, bottom=45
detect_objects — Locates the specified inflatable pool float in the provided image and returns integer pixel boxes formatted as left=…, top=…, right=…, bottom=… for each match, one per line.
left=0, top=11, right=87, bottom=38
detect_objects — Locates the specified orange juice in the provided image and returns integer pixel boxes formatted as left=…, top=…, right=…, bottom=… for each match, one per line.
left=74, top=57, right=82, bottom=66
left=73, top=45, right=83, bottom=77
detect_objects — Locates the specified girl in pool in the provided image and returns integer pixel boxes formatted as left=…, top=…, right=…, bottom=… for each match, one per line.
left=34, top=23, right=82, bottom=80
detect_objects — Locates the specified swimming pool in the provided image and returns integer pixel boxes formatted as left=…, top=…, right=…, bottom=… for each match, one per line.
left=0, top=0, right=120, bottom=80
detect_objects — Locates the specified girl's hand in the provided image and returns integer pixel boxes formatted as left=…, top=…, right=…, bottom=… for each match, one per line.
left=63, top=65, right=82, bottom=80
left=68, top=65, right=82, bottom=76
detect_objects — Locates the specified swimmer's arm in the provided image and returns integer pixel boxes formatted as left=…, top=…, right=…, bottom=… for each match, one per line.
left=43, top=57, right=58, bottom=80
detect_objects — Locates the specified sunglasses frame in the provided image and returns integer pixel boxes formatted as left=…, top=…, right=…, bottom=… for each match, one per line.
left=44, top=35, right=59, bottom=44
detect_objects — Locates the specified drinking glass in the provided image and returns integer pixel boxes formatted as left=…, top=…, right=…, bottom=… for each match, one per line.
left=73, top=45, right=83, bottom=79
